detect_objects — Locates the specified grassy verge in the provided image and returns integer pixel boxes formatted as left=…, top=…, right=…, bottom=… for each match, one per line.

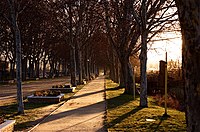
left=0, top=84, right=84, bottom=131
left=106, top=79, right=186, bottom=132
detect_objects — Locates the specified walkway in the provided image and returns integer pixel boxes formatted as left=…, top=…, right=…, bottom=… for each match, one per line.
left=31, top=76, right=106, bottom=132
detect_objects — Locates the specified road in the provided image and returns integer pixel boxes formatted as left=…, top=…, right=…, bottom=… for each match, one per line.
left=0, top=77, right=70, bottom=106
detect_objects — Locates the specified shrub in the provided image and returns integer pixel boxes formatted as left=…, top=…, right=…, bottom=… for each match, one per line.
left=0, top=116, right=4, bottom=124
left=34, top=90, right=61, bottom=96
left=153, top=94, right=181, bottom=111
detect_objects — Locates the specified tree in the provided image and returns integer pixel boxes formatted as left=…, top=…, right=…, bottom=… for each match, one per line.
left=175, top=0, right=200, bottom=131
left=103, top=0, right=140, bottom=95
left=103, top=0, right=176, bottom=98
left=0, top=0, right=27, bottom=114
left=132, top=0, right=177, bottom=107
left=140, top=0, right=148, bottom=107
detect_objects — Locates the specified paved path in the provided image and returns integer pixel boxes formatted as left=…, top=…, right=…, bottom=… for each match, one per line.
left=31, top=76, right=106, bottom=132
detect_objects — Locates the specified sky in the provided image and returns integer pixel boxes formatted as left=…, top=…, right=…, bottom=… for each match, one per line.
left=147, top=32, right=182, bottom=71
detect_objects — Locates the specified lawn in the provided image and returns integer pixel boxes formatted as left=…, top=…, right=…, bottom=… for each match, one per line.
left=0, top=84, right=84, bottom=131
left=106, top=79, right=186, bottom=132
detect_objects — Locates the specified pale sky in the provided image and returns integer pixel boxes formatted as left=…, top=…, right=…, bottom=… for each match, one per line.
left=147, top=32, right=182, bottom=71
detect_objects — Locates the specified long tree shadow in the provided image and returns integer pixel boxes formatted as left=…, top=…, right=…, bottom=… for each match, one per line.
left=72, top=89, right=105, bottom=99
left=106, top=94, right=137, bottom=109
left=0, top=102, right=56, bottom=118
left=18, top=88, right=135, bottom=131
left=148, top=115, right=170, bottom=132
left=107, top=106, right=143, bottom=128
left=16, top=81, right=135, bottom=131
left=17, top=100, right=107, bottom=131
left=106, top=86, right=124, bottom=91
left=106, top=86, right=139, bottom=110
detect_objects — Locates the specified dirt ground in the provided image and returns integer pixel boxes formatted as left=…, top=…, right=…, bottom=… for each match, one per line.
left=0, top=77, right=70, bottom=106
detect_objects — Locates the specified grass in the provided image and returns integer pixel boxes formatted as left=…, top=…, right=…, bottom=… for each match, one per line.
left=0, top=84, right=84, bottom=131
left=106, top=79, right=186, bottom=132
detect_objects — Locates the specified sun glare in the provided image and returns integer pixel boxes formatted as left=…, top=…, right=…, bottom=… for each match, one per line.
left=147, top=32, right=182, bottom=71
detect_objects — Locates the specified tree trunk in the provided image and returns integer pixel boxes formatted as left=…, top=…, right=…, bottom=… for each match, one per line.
left=29, top=59, right=34, bottom=78
left=88, top=58, right=91, bottom=80
left=115, top=58, right=120, bottom=83
left=119, top=67, right=125, bottom=88
left=140, top=0, right=148, bottom=107
left=9, top=61, right=15, bottom=79
left=120, top=57, right=134, bottom=95
left=175, top=0, right=200, bottom=131
left=77, top=50, right=83, bottom=84
left=43, top=59, right=47, bottom=78
left=70, top=47, right=77, bottom=86
left=110, top=61, right=115, bottom=81
left=86, top=53, right=90, bottom=80
left=35, top=60, right=39, bottom=78
left=22, top=57, right=27, bottom=81
left=58, top=61, right=61, bottom=77
left=140, top=50, right=148, bottom=107
left=10, top=1, right=24, bottom=114
left=49, top=60, right=53, bottom=77
left=82, top=58, right=86, bottom=79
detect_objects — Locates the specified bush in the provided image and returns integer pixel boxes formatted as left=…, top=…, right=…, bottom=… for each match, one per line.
left=34, top=90, right=61, bottom=96
left=153, top=94, right=182, bottom=111
left=0, top=116, right=4, bottom=124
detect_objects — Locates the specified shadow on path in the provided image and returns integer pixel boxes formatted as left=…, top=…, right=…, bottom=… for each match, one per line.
left=72, top=89, right=105, bottom=99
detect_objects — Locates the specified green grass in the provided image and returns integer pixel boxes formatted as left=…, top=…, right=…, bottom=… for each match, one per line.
left=106, top=79, right=186, bottom=132
left=0, top=84, right=85, bottom=131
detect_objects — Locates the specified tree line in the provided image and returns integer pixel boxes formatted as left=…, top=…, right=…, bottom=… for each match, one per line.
left=0, top=0, right=200, bottom=131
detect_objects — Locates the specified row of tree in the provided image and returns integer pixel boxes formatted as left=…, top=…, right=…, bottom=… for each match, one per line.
left=1, top=0, right=200, bottom=131
left=0, top=0, right=177, bottom=115
left=0, top=1, right=108, bottom=81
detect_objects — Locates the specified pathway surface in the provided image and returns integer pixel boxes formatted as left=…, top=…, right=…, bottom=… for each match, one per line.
left=31, top=76, right=106, bottom=132
left=0, top=77, right=70, bottom=106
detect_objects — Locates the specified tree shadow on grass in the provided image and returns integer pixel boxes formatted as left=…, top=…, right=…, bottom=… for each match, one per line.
left=106, top=86, right=124, bottom=91
left=148, top=115, right=170, bottom=132
left=106, top=94, right=137, bottom=110
left=107, top=106, right=143, bottom=128
left=0, top=102, right=55, bottom=118
left=106, top=86, right=139, bottom=110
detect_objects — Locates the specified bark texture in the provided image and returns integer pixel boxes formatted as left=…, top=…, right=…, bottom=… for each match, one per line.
left=120, top=57, right=134, bottom=95
left=10, top=0, right=24, bottom=114
left=175, top=0, right=200, bottom=131
left=70, top=47, right=77, bottom=86
left=140, top=0, right=148, bottom=107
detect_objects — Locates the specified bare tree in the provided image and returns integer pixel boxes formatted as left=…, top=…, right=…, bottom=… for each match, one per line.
left=103, top=0, right=140, bottom=95
left=103, top=0, right=176, bottom=98
left=131, top=0, right=177, bottom=107
left=0, top=0, right=28, bottom=114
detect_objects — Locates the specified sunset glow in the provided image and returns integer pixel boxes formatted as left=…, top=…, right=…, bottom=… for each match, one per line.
left=147, top=32, right=182, bottom=71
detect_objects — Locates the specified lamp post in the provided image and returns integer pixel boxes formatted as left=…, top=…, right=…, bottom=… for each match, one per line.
left=133, top=66, right=137, bottom=100
left=87, top=59, right=90, bottom=80
left=163, top=51, right=170, bottom=117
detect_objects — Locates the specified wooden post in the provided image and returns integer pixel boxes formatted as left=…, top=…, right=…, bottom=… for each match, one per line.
left=133, top=67, right=136, bottom=100
left=164, top=52, right=169, bottom=117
